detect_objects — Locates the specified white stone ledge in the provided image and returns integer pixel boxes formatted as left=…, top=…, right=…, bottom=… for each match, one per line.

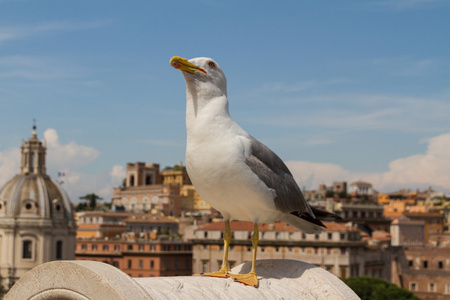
left=5, top=259, right=359, bottom=300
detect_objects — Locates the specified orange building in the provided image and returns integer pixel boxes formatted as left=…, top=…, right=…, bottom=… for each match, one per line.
left=75, top=210, right=192, bottom=277
left=76, top=238, right=192, bottom=277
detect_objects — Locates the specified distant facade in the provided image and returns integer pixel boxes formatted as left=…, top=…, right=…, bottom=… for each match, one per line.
left=404, top=212, right=444, bottom=244
left=112, top=162, right=212, bottom=217
left=76, top=238, right=192, bottom=277
left=349, top=180, right=375, bottom=198
left=190, top=221, right=390, bottom=281
left=391, top=245, right=450, bottom=300
left=75, top=211, right=192, bottom=277
left=390, top=216, right=425, bottom=247
left=76, top=211, right=179, bottom=239
left=0, top=126, right=76, bottom=291
left=303, top=181, right=348, bottom=200
left=335, top=203, right=391, bottom=232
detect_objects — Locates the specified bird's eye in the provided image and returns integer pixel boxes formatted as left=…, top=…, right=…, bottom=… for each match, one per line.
left=208, top=62, right=215, bottom=68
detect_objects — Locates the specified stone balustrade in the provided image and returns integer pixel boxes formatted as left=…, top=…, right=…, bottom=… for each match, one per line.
left=5, top=259, right=359, bottom=299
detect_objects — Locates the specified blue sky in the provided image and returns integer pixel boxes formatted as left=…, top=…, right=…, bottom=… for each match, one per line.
left=1, top=0, right=450, bottom=201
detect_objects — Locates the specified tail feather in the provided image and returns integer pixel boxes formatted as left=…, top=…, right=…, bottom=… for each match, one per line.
left=288, top=206, right=344, bottom=233
left=310, top=206, right=344, bottom=222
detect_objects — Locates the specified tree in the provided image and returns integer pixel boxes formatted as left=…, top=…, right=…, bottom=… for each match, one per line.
left=342, top=276, right=420, bottom=300
left=79, top=193, right=103, bottom=210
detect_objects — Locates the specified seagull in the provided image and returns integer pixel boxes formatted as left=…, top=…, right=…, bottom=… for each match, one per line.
left=170, top=56, right=341, bottom=287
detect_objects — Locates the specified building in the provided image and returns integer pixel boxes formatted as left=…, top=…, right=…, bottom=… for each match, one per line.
left=190, top=220, right=390, bottom=280
left=161, top=162, right=192, bottom=186
left=76, top=238, right=192, bottom=277
left=0, top=126, right=76, bottom=291
left=180, top=185, right=212, bottom=216
left=404, top=212, right=444, bottom=244
left=335, top=203, right=391, bottom=232
left=112, top=162, right=181, bottom=216
left=391, top=246, right=450, bottom=300
left=349, top=181, right=376, bottom=199
left=303, top=181, right=348, bottom=200
left=75, top=211, right=192, bottom=277
left=390, top=216, right=425, bottom=247
left=76, top=211, right=179, bottom=239
left=112, top=162, right=213, bottom=217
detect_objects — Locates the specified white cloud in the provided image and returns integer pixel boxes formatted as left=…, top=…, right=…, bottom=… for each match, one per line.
left=111, top=165, right=126, bottom=181
left=44, top=128, right=99, bottom=170
left=0, top=147, right=20, bottom=186
left=287, top=132, right=450, bottom=193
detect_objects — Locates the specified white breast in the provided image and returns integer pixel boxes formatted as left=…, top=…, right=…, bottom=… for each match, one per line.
left=185, top=112, right=277, bottom=223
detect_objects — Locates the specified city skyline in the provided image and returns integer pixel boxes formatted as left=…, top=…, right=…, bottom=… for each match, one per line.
left=1, top=1, right=450, bottom=202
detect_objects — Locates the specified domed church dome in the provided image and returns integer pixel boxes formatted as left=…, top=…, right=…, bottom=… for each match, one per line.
left=0, top=125, right=76, bottom=291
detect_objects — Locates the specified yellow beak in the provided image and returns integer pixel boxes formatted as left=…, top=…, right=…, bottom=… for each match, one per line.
left=170, top=56, right=206, bottom=74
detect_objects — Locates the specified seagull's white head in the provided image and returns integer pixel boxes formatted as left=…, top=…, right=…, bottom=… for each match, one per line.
left=170, top=56, right=227, bottom=99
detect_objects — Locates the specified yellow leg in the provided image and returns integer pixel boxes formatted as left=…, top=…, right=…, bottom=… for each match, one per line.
left=229, top=222, right=259, bottom=287
left=194, top=220, right=231, bottom=278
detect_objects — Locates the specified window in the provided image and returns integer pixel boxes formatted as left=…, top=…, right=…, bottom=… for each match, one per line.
left=128, top=245, right=133, bottom=250
left=202, top=261, right=208, bottom=273
left=139, top=244, right=144, bottom=251
left=114, top=245, right=120, bottom=252
left=139, top=260, right=143, bottom=269
left=92, top=244, right=97, bottom=251
left=438, top=261, right=444, bottom=269
left=164, top=260, right=169, bottom=270
left=445, top=284, right=450, bottom=294
left=328, top=233, right=332, bottom=240
left=113, top=261, right=119, bottom=268
left=145, top=175, right=152, bottom=185
left=429, top=282, right=436, bottom=292
left=56, top=241, right=63, bottom=260
left=128, top=260, right=132, bottom=268
left=315, top=234, right=320, bottom=240
left=23, top=240, right=33, bottom=259
left=340, top=233, right=345, bottom=240
left=81, top=244, right=87, bottom=250
left=103, top=245, right=109, bottom=251
left=408, top=260, right=413, bottom=267
left=423, top=260, right=428, bottom=268
left=150, top=260, right=154, bottom=269
left=410, top=282, right=417, bottom=291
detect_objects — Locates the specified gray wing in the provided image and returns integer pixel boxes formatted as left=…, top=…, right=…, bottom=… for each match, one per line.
left=245, top=136, right=314, bottom=216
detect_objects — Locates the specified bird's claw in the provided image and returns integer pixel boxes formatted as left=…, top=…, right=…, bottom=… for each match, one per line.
left=229, top=272, right=259, bottom=288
